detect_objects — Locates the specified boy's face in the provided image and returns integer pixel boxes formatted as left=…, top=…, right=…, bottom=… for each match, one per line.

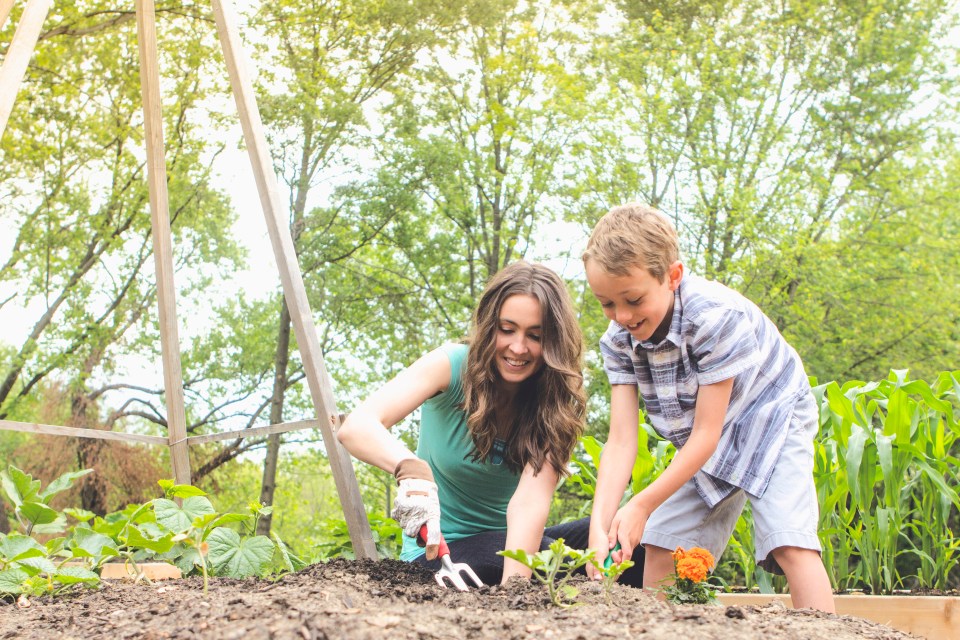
left=585, top=260, right=684, bottom=342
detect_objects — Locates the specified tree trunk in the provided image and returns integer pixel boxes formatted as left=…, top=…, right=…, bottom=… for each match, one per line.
left=256, top=300, right=292, bottom=535
left=0, top=500, right=10, bottom=534
left=73, top=349, right=110, bottom=515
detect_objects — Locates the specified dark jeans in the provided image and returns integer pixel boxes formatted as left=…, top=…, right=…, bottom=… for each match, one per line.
left=412, top=516, right=645, bottom=587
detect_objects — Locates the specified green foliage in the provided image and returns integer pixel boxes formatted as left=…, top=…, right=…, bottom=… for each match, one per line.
left=813, top=370, right=960, bottom=593
left=0, top=470, right=305, bottom=599
left=499, top=538, right=595, bottom=607
left=659, top=576, right=719, bottom=605
left=0, top=466, right=105, bottom=597
left=574, top=0, right=960, bottom=386
left=566, top=408, right=676, bottom=514
left=568, top=370, right=960, bottom=593
left=1, top=466, right=92, bottom=536
left=311, top=512, right=403, bottom=562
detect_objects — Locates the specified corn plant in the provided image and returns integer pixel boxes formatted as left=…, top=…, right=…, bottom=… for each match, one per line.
left=813, top=370, right=960, bottom=593
left=566, top=370, right=960, bottom=593
left=568, top=407, right=676, bottom=510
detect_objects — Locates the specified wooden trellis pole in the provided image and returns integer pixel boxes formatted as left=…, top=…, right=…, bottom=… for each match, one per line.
left=210, top=0, right=377, bottom=560
left=135, top=0, right=191, bottom=486
left=0, top=0, right=18, bottom=31
left=0, top=0, right=52, bottom=138
left=0, top=0, right=377, bottom=560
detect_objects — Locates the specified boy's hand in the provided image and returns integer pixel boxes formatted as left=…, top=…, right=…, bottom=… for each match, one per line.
left=609, top=499, right=650, bottom=565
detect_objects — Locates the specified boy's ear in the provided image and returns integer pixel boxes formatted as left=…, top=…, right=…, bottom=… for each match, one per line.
left=667, top=261, right=684, bottom=290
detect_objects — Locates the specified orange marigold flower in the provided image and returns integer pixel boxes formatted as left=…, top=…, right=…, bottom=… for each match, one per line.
left=672, top=547, right=686, bottom=563
left=685, top=547, right=715, bottom=570
left=676, top=557, right=708, bottom=583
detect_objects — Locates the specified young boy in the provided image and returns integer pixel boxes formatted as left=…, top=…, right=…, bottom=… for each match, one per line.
left=582, top=203, right=834, bottom=611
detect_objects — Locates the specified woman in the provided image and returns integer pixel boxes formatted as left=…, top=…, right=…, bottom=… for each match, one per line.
left=338, top=261, right=631, bottom=585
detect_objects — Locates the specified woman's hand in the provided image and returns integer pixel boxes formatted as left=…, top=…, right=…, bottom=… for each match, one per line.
left=586, top=521, right=615, bottom=580
left=391, top=458, right=442, bottom=560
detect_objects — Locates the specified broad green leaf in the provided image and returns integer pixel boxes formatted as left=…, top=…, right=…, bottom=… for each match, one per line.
left=64, top=508, right=97, bottom=523
left=39, top=469, right=93, bottom=503
left=0, top=534, right=45, bottom=561
left=201, top=513, right=249, bottom=534
left=174, top=547, right=202, bottom=574
left=31, top=516, right=67, bottom=535
left=18, top=501, right=59, bottom=526
left=271, top=532, right=306, bottom=573
left=153, top=497, right=215, bottom=533
left=54, top=566, right=99, bottom=585
left=875, top=433, right=895, bottom=508
left=171, top=485, right=208, bottom=498
left=191, top=512, right=221, bottom=531
left=497, top=548, right=531, bottom=566
left=1, top=466, right=40, bottom=508
left=123, top=526, right=175, bottom=554
left=559, top=584, right=579, bottom=600
left=885, top=389, right=912, bottom=445
left=156, top=479, right=207, bottom=499
left=15, top=556, right=57, bottom=577
left=206, top=528, right=275, bottom=578
left=44, top=537, right=66, bottom=555
left=70, top=529, right=119, bottom=559
left=581, top=436, right=603, bottom=468
left=0, top=568, right=29, bottom=595
left=844, top=427, right=868, bottom=508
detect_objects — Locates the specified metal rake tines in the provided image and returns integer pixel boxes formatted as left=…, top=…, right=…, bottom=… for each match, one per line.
left=435, top=556, right=485, bottom=591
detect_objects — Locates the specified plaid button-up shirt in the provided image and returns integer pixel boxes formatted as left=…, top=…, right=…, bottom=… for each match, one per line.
left=600, top=274, right=811, bottom=507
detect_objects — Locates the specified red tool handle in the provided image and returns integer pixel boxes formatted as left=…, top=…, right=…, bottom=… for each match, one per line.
left=418, top=523, right=450, bottom=558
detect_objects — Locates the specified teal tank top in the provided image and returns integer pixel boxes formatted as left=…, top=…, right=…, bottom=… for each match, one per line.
left=399, top=343, right=521, bottom=560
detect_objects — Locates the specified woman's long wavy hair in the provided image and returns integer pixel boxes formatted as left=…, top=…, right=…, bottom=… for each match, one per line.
left=462, top=261, right=586, bottom=476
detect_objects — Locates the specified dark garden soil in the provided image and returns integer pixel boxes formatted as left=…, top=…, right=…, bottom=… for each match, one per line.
left=0, top=559, right=918, bottom=639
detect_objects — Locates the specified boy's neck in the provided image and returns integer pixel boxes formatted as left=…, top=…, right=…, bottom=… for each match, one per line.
left=648, top=296, right=675, bottom=344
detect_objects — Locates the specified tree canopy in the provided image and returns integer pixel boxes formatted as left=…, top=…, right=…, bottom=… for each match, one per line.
left=1, top=0, right=957, bottom=499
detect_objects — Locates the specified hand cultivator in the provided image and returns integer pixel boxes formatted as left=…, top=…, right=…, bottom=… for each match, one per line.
left=419, top=525, right=484, bottom=591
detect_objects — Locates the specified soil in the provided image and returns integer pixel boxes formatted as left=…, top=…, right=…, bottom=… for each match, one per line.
left=0, top=559, right=918, bottom=639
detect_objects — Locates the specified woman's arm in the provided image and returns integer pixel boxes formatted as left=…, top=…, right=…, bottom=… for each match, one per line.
left=502, top=462, right=560, bottom=583
left=336, top=347, right=452, bottom=473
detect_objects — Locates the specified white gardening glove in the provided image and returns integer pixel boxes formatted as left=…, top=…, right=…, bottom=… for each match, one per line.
left=392, top=458, right=441, bottom=560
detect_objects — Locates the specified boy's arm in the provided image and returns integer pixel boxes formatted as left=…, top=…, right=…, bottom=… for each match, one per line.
left=586, top=384, right=640, bottom=578
left=502, top=462, right=559, bottom=583
left=612, top=377, right=734, bottom=564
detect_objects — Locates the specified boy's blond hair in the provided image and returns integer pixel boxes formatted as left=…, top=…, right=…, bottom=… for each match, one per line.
left=582, top=202, right=679, bottom=282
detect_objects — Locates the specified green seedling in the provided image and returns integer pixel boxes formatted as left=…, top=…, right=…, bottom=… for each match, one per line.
left=499, top=538, right=595, bottom=607
left=591, top=543, right=634, bottom=600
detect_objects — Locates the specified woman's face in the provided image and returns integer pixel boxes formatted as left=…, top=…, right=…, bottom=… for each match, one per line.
left=493, top=293, right=544, bottom=388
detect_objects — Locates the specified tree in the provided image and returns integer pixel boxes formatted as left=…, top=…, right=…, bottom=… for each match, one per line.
left=574, top=0, right=960, bottom=385
left=208, top=0, right=455, bottom=533
left=0, top=2, right=240, bottom=511
left=369, top=0, right=595, bottom=330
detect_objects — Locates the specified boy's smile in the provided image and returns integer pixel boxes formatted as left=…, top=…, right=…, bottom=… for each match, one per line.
left=584, top=260, right=684, bottom=343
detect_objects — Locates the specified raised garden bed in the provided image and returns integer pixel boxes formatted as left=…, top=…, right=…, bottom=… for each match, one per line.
left=718, top=592, right=958, bottom=640
left=0, top=559, right=919, bottom=639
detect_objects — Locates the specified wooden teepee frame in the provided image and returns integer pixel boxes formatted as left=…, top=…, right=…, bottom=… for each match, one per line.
left=0, top=0, right=377, bottom=559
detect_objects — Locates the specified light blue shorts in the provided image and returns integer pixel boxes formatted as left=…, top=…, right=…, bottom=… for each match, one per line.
left=641, top=394, right=822, bottom=574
